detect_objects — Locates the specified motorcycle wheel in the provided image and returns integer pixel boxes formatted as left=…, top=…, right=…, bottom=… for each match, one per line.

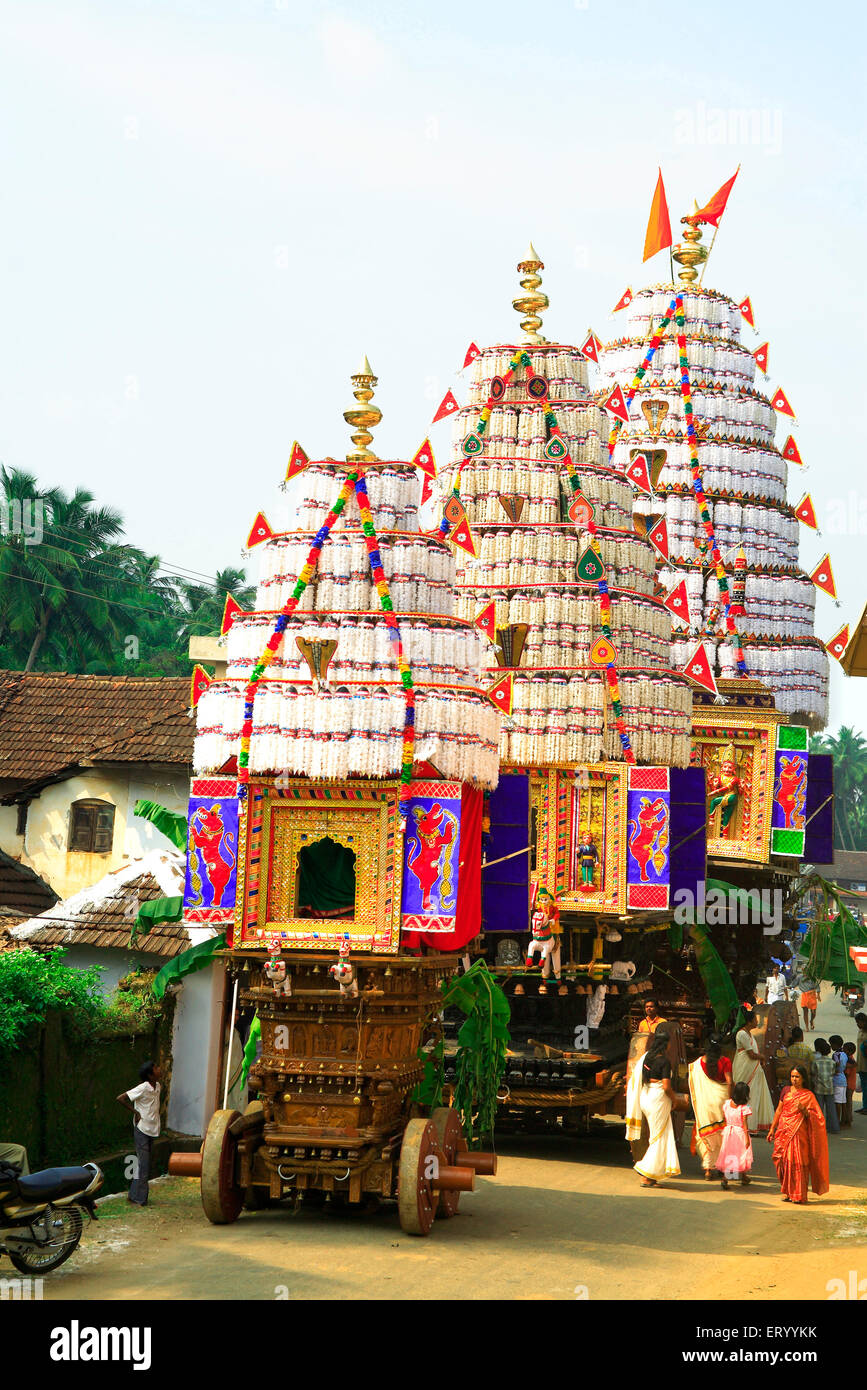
left=9, top=1204, right=84, bottom=1274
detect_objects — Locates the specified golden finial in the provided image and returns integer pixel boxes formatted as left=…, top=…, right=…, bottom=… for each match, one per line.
left=343, top=355, right=382, bottom=462
left=671, top=201, right=709, bottom=284
left=512, top=242, right=548, bottom=343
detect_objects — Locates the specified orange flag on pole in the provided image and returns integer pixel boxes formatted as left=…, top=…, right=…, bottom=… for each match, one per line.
left=695, top=168, right=740, bottom=227
left=643, top=169, right=672, bottom=262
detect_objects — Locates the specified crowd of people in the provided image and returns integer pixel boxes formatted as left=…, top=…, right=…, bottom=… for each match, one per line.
left=624, top=1002, right=867, bottom=1206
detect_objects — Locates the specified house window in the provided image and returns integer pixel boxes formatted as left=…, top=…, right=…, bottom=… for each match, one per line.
left=15, top=801, right=29, bottom=836
left=69, top=800, right=115, bottom=854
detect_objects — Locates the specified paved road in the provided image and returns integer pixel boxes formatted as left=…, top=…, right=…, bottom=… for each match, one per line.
left=48, top=986, right=867, bottom=1301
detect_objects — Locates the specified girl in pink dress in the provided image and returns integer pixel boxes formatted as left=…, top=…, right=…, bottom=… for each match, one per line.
left=716, top=1081, right=754, bottom=1189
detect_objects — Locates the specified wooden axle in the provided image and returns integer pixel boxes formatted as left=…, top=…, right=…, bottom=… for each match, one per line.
left=432, top=1164, right=475, bottom=1194
left=456, top=1150, right=498, bottom=1176
left=169, top=1152, right=203, bottom=1177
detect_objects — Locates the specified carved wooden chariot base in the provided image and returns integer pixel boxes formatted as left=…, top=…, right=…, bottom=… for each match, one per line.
left=173, top=952, right=497, bottom=1236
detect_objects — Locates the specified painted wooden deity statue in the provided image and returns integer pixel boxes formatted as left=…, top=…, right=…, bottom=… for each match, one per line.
left=527, top=886, right=561, bottom=982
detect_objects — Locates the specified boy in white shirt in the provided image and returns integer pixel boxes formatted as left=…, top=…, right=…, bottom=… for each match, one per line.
left=117, top=1060, right=162, bottom=1206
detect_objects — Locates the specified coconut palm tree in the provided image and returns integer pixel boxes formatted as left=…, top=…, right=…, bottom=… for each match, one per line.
left=176, top=566, right=256, bottom=643
left=811, top=726, right=867, bottom=851
left=0, top=468, right=127, bottom=670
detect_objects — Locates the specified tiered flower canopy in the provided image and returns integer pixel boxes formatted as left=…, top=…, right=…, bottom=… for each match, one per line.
left=439, top=247, right=693, bottom=769
left=598, top=221, right=829, bottom=727
left=193, top=361, right=502, bottom=796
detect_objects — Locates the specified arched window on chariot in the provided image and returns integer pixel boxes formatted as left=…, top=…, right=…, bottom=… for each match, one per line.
left=295, top=835, right=356, bottom=920
left=68, top=798, right=116, bottom=854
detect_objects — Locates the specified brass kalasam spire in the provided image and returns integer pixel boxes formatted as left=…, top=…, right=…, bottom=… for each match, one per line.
left=671, top=201, right=709, bottom=284
left=343, top=354, right=382, bottom=462
left=512, top=242, right=549, bottom=344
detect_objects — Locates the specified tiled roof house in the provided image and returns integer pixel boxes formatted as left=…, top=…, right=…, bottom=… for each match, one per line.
left=0, top=671, right=194, bottom=900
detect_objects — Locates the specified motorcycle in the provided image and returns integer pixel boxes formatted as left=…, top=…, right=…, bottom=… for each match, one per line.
left=0, top=1162, right=103, bottom=1274
left=843, top=986, right=864, bottom=1018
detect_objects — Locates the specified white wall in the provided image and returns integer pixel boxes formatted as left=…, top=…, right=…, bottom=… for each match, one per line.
left=167, top=962, right=227, bottom=1137
left=57, top=945, right=224, bottom=1139
left=1, top=768, right=189, bottom=900
left=61, top=944, right=164, bottom=997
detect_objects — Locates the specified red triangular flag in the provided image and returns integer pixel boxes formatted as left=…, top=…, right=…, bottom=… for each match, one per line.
left=612, top=287, right=633, bottom=314
left=770, top=386, right=796, bottom=419
left=473, top=602, right=496, bottom=643
left=463, top=342, right=481, bottom=369
left=285, top=440, right=309, bottom=482
left=752, top=342, right=769, bottom=374
left=794, top=494, right=818, bottom=530
left=445, top=500, right=476, bottom=557
left=432, top=389, right=460, bottom=423
left=810, top=554, right=837, bottom=599
left=695, top=169, right=739, bottom=228
left=643, top=169, right=672, bottom=262
left=486, top=672, right=514, bottom=715
left=826, top=624, right=850, bottom=662
left=221, top=595, right=244, bottom=636
left=781, top=435, right=803, bottom=465
left=579, top=331, right=602, bottom=363
left=625, top=452, right=653, bottom=495
left=420, top=474, right=435, bottom=507
left=412, top=439, right=436, bottom=478
left=738, top=296, right=755, bottom=328
left=602, top=383, right=630, bottom=424
left=662, top=578, right=690, bottom=623
left=247, top=512, right=274, bottom=548
left=190, top=665, right=212, bottom=707
left=682, top=641, right=718, bottom=696
left=647, top=515, right=669, bottom=559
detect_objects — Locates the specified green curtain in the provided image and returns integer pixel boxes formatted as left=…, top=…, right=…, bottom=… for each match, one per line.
left=134, top=798, right=188, bottom=851
left=151, top=932, right=226, bottom=1000
left=297, top=837, right=356, bottom=915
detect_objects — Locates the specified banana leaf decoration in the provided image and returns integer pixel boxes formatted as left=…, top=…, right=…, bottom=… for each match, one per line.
left=793, top=873, right=867, bottom=987
left=134, top=797, right=189, bottom=851
left=239, top=1014, right=262, bottom=1092
left=151, top=931, right=226, bottom=1000
left=673, top=877, right=743, bottom=1030
left=412, top=959, right=510, bottom=1147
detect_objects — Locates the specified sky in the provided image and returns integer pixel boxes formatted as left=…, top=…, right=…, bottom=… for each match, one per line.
left=0, top=0, right=864, bottom=731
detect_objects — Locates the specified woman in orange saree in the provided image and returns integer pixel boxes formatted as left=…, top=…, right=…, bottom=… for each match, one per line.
left=767, top=1065, right=829, bottom=1205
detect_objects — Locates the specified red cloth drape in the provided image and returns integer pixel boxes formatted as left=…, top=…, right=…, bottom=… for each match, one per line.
left=401, top=784, right=482, bottom=952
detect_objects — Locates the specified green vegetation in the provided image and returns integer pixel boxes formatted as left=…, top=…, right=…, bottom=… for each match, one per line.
left=413, top=960, right=510, bottom=1146
left=0, top=947, right=104, bottom=1050
left=811, top=725, right=867, bottom=852
left=0, top=949, right=165, bottom=1051
left=0, top=466, right=254, bottom=675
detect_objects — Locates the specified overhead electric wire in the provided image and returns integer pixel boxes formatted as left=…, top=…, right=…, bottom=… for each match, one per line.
left=0, top=564, right=231, bottom=627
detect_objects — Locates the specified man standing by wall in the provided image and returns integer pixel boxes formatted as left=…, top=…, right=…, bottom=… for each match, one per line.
left=117, top=1061, right=162, bottom=1206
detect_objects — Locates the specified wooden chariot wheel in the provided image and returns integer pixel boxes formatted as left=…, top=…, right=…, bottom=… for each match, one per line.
left=201, top=1108, right=243, bottom=1225
left=397, top=1117, right=440, bottom=1236
left=430, top=1106, right=464, bottom=1220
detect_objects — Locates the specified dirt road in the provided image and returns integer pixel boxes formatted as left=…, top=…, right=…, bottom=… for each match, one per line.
left=48, top=987, right=867, bottom=1302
